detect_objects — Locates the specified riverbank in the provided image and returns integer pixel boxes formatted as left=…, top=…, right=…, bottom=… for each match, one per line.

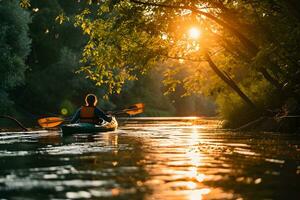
left=234, top=116, right=300, bottom=133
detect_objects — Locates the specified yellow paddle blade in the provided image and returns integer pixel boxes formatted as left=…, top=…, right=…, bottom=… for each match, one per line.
left=38, top=117, right=65, bottom=128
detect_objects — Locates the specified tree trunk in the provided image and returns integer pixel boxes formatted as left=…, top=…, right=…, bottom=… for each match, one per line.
left=204, top=51, right=257, bottom=109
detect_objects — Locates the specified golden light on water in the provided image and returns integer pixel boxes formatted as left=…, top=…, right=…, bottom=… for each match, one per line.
left=187, top=188, right=212, bottom=200
left=188, top=27, right=201, bottom=40
left=138, top=120, right=232, bottom=200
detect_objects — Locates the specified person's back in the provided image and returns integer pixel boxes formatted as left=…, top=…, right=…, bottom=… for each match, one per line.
left=79, top=105, right=98, bottom=123
left=71, top=94, right=112, bottom=124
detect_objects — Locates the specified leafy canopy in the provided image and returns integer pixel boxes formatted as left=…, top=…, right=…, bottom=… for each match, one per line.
left=0, top=0, right=31, bottom=112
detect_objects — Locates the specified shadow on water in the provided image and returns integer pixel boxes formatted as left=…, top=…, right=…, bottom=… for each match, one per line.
left=0, top=131, right=150, bottom=199
left=195, top=131, right=300, bottom=199
left=0, top=117, right=299, bottom=199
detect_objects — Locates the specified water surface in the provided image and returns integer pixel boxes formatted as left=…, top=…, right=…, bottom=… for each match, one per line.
left=0, top=117, right=299, bottom=199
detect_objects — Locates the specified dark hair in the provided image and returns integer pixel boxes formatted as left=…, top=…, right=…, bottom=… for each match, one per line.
left=85, top=94, right=98, bottom=106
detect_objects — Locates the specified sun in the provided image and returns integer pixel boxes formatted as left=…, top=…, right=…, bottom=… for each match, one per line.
left=188, top=27, right=201, bottom=40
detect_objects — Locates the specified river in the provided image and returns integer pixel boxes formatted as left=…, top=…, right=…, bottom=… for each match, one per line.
left=0, top=117, right=299, bottom=199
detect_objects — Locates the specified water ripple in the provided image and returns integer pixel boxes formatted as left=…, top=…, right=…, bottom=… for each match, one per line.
left=0, top=117, right=299, bottom=199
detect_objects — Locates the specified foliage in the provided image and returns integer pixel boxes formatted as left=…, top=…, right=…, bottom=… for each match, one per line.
left=72, top=0, right=300, bottom=126
left=3, top=0, right=300, bottom=128
left=11, top=0, right=95, bottom=117
left=0, top=0, right=31, bottom=113
left=110, top=67, right=176, bottom=116
left=7, top=0, right=197, bottom=121
left=74, top=2, right=168, bottom=95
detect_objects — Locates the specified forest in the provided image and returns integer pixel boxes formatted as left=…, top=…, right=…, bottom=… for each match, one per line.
left=1, top=0, right=300, bottom=131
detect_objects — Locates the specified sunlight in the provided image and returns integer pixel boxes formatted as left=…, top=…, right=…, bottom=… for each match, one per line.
left=161, top=33, right=168, bottom=40
left=179, top=58, right=185, bottom=64
left=187, top=188, right=211, bottom=200
left=188, top=27, right=201, bottom=40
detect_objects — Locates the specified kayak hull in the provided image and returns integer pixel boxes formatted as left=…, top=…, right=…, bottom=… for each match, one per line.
left=61, top=117, right=118, bottom=135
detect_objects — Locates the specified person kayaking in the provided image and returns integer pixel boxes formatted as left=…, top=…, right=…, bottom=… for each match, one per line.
left=71, top=94, right=112, bottom=124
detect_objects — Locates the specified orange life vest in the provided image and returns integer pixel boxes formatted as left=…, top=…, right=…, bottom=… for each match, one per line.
left=79, top=106, right=98, bottom=123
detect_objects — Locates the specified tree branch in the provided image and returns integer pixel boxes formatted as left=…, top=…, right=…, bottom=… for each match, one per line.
left=0, top=115, right=28, bottom=131
left=129, top=1, right=283, bottom=91
left=130, top=0, right=259, bottom=54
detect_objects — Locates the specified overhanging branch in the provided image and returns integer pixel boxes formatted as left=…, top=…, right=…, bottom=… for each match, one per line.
left=130, top=0, right=258, bottom=54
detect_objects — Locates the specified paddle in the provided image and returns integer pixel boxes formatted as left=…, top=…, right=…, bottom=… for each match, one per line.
left=38, top=103, right=144, bottom=128
left=112, top=103, right=145, bottom=115
left=37, top=117, right=67, bottom=128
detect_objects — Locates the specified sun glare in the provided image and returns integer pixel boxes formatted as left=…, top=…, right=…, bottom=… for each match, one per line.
left=189, top=27, right=201, bottom=40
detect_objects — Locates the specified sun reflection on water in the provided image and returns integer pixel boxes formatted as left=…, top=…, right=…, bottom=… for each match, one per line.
left=187, top=188, right=211, bottom=200
left=142, top=121, right=215, bottom=199
left=185, top=125, right=211, bottom=199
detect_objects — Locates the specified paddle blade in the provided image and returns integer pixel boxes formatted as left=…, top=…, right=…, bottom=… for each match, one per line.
left=125, top=107, right=144, bottom=115
left=113, top=103, right=145, bottom=116
left=38, top=117, right=64, bottom=128
left=124, top=103, right=145, bottom=110
left=129, top=103, right=144, bottom=110
left=124, top=103, right=145, bottom=115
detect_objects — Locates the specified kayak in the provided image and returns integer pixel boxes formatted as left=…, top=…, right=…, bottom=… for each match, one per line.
left=61, top=117, right=118, bottom=135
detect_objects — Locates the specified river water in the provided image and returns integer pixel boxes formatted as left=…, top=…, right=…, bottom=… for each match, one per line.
left=0, top=117, right=299, bottom=199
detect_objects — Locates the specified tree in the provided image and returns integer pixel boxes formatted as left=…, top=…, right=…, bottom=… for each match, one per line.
left=12, top=0, right=95, bottom=116
left=75, top=1, right=259, bottom=107
left=0, top=0, right=31, bottom=113
left=73, top=0, right=300, bottom=125
left=12, top=0, right=300, bottom=125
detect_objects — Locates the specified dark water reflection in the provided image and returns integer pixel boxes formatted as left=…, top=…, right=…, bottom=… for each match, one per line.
left=0, top=117, right=299, bottom=199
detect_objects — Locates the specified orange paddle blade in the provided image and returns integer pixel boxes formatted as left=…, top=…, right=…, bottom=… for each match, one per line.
left=38, top=117, right=64, bottom=128
left=112, top=103, right=145, bottom=116
left=125, top=107, right=144, bottom=115
left=123, top=103, right=145, bottom=115
left=134, top=103, right=145, bottom=109
left=125, top=103, right=144, bottom=110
